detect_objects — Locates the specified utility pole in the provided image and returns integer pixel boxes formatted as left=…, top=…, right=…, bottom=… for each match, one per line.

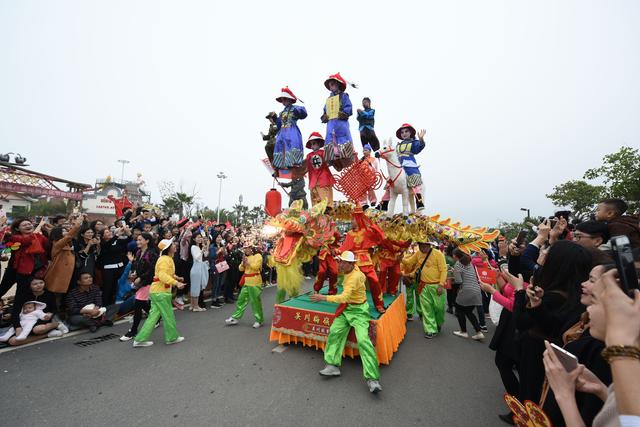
left=216, top=172, right=227, bottom=223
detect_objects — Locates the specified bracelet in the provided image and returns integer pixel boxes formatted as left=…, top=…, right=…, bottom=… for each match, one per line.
left=601, top=345, right=640, bottom=363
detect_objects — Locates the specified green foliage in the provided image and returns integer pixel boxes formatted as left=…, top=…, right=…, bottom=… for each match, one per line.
left=584, top=146, right=640, bottom=210
left=497, top=220, right=533, bottom=241
left=546, top=180, right=605, bottom=219
left=548, top=146, right=640, bottom=216
left=28, top=199, right=69, bottom=216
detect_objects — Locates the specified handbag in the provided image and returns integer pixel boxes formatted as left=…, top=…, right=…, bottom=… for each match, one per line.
left=215, top=260, right=230, bottom=273
left=488, top=296, right=503, bottom=326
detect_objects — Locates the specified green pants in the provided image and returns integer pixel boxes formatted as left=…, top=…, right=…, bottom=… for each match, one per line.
left=324, top=302, right=380, bottom=380
left=232, top=286, right=264, bottom=323
left=135, top=292, right=179, bottom=343
left=405, top=281, right=421, bottom=317
left=419, top=284, right=446, bottom=334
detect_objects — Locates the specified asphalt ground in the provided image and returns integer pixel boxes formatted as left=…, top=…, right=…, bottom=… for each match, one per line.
left=0, top=280, right=507, bottom=426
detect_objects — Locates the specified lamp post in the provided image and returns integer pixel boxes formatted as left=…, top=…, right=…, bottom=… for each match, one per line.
left=117, top=159, right=130, bottom=184
left=520, top=207, right=530, bottom=219
left=216, top=172, right=227, bottom=224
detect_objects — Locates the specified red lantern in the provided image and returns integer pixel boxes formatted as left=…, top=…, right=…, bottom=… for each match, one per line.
left=265, top=188, right=282, bottom=217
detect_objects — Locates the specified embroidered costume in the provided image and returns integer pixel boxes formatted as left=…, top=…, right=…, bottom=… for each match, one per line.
left=313, top=231, right=340, bottom=295
left=273, top=87, right=307, bottom=170
left=395, top=123, right=426, bottom=208
left=305, top=132, right=335, bottom=207
left=359, top=144, right=378, bottom=207
left=356, top=98, right=380, bottom=151
left=378, top=238, right=410, bottom=296
left=321, top=73, right=355, bottom=171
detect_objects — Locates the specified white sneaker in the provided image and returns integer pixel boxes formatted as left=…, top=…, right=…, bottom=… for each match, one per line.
left=133, top=340, right=154, bottom=347
left=319, top=364, right=341, bottom=376
left=97, top=307, right=107, bottom=316
left=225, top=317, right=238, bottom=326
left=252, top=322, right=262, bottom=329
left=47, top=329, right=63, bottom=338
left=304, top=276, right=312, bottom=280
left=471, top=332, right=485, bottom=341
left=453, top=331, right=469, bottom=338
left=57, top=322, right=69, bottom=334
left=119, top=334, right=133, bottom=342
left=176, top=296, right=185, bottom=305
left=167, top=336, right=185, bottom=345
left=367, top=380, right=382, bottom=393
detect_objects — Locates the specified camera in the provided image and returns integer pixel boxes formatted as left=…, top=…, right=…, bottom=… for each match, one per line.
left=610, top=235, right=639, bottom=293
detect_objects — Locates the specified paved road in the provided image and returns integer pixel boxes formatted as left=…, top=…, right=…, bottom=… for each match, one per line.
left=0, top=281, right=506, bottom=426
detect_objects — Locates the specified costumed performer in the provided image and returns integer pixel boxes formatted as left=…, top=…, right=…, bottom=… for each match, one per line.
left=133, top=238, right=186, bottom=347
left=378, top=238, right=410, bottom=296
left=338, top=207, right=386, bottom=313
left=395, top=123, right=427, bottom=209
left=321, top=72, right=356, bottom=171
left=225, top=243, right=264, bottom=328
left=356, top=97, right=380, bottom=151
left=310, top=251, right=382, bottom=394
left=305, top=132, right=335, bottom=207
left=261, top=111, right=278, bottom=165
left=273, top=86, right=307, bottom=170
left=401, top=240, right=447, bottom=338
left=280, top=177, right=308, bottom=209
left=313, top=229, right=340, bottom=295
left=359, top=144, right=379, bottom=208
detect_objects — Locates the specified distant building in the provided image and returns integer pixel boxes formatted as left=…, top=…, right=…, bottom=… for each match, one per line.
left=82, top=178, right=150, bottom=222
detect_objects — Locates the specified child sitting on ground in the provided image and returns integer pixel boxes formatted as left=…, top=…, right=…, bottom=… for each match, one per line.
left=0, top=301, right=66, bottom=342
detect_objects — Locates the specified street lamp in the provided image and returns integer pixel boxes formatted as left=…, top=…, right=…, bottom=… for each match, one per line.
left=520, top=207, right=530, bottom=219
left=117, top=159, right=130, bottom=184
left=216, top=172, right=227, bottom=223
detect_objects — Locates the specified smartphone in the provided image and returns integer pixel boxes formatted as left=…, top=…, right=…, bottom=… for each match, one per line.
left=515, top=230, right=527, bottom=246
left=550, top=343, right=579, bottom=372
left=610, top=235, right=639, bottom=294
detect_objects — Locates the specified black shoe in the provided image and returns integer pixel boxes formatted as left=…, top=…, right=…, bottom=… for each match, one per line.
left=446, top=308, right=454, bottom=314
left=89, top=325, right=98, bottom=333
left=224, top=298, right=234, bottom=304
left=424, top=332, right=434, bottom=339
left=211, top=302, right=222, bottom=309
left=498, top=413, right=515, bottom=425
left=437, top=325, right=442, bottom=333
left=480, top=326, right=489, bottom=333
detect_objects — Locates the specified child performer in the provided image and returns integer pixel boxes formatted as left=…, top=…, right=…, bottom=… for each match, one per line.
left=321, top=72, right=356, bottom=171
left=133, top=238, right=186, bottom=347
left=225, top=244, right=264, bottom=329
left=273, top=87, right=307, bottom=171
left=359, top=144, right=378, bottom=208
left=356, top=97, right=380, bottom=151
left=310, top=251, right=382, bottom=394
left=305, top=132, right=335, bottom=207
left=395, top=123, right=427, bottom=209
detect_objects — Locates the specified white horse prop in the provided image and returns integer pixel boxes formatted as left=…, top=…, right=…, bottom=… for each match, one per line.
left=377, top=140, right=416, bottom=215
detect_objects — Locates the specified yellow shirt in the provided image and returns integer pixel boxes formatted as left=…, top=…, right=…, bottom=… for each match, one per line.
left=151, top=255, right=178, bottom=293
left=326, top=266, right=367, bottom=304
left=239, top=253, right=263, bottom=287
left=401, top=248, right=447, bottom=285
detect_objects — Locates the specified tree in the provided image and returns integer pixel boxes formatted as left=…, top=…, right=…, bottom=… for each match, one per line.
left=28, top=199, right=70, bottom=216
left=547, top=146, right=640, bottom=216
left=584, top=146, right=640, bottom=210
left=157, top=180, right=198, bottom=217
left=546, top=180, right=605, bottom=219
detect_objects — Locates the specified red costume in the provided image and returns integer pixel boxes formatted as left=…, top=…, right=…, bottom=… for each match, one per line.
left=305, top=132, right=335, bottom=207
left=339, top=210, right=385, bottom=312
left=313, top=231, right=340, bottom=295
left=378, top=239, right=410, bottom=295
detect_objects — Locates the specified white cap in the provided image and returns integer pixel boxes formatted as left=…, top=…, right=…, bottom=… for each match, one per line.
left=338, top=251, right=356, bottom=263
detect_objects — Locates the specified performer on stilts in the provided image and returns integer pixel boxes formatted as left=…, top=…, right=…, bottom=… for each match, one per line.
left=273, top=87, right=307, bottom=171
left=338, top=207, right=386, bottom=313
left=261, top=111, right=278, bottom=165
left=133, top=238, right=186, bottom=347
left=310, top=251, right=382, bottom=394
left=401, top=240, right=447, bottom=338
left=305, top=132, right=335, bottom=207
left=321, top=72, right=356, bottom=171
left=225, top=243, right=264, bottom=328
left=395, top=123, right=427, bottom=209
left=356, top=97, right=380, bottom=151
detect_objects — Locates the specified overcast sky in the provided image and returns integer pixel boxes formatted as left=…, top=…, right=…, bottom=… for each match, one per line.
left=1, top=1, right=638, bottom=226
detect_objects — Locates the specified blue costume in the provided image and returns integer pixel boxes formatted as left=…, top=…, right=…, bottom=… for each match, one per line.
left=396, top=138, right=425, bottom=188
left=273, top=104, right=307, bottom=169
left=357, top=107, right=380, bottom=151
left=323, top=91, right=355, bottom=170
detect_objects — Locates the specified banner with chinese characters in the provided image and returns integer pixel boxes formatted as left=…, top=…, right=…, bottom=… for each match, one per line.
left=271, top=304, right=376, bottom=349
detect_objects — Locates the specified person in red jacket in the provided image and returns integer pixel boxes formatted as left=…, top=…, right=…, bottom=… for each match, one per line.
left=0, top=218, right=48, bottom=301
left=339, top=208, right=386, bottom=313
left=378, top=238, right=410, bottom=296
left=305, top=132, right=335, bottom=207
left=313, top=230, right=340, bottom=295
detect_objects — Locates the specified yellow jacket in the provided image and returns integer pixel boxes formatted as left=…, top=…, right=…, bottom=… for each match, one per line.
left=401, top=248, right=447, bottom=285
left=327, top=266, right=367, bottom=305
left=151, top=255, right=178, bottom=293
left=239, top=253, right=263, bottom=287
